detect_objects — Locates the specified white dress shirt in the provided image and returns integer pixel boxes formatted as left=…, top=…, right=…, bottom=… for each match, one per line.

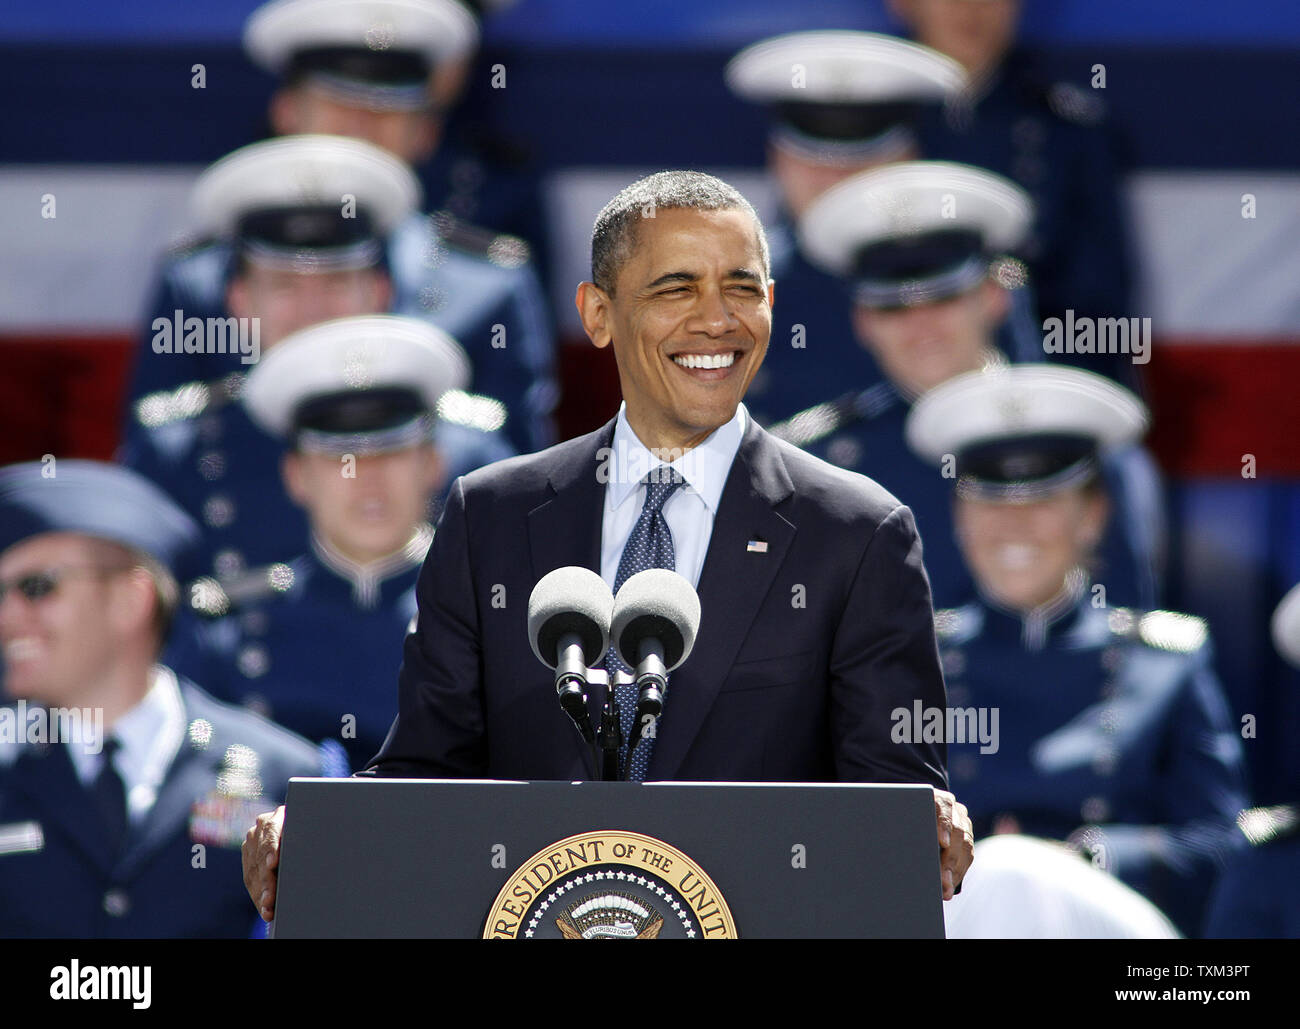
left=600, top=402, right=747, bottom=591
left=66, top=665, right=186, bottom=825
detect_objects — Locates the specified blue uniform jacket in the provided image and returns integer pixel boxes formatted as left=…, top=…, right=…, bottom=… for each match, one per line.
left=167, top=543, right=422, bottom=772
left=937, top=594, right=1248, bottom=934
left=128, top=210, right=556, bottom=454
left=0, top=676, right=322, bottom=938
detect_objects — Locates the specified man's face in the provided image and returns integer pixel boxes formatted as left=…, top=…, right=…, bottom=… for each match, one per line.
left=283, top=445, right=443, bottom=563
left=270, top=84, right=440, bottom=165
left=769, top=140, right=917, bottom=220
left=893, top=0, right=1021, bottom=77
left=577, top=207, right=773, bottom=451
left=954, top=487, right=1107, bottom=612
left=0, top=534, right=129, bottom=706
left=227, top=264, right=391, bottom=350
left=852, top=280, right=1006, bottom=397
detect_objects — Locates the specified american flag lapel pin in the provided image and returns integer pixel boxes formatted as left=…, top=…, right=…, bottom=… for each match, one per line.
left=746, top=540, right=768, bottom=553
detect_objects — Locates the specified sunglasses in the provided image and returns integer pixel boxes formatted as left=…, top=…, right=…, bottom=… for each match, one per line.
left=0, top=565, right=129, bottom=604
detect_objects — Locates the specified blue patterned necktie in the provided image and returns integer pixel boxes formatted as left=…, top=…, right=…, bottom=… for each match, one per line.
left=609, top=467, right=686, bottom=780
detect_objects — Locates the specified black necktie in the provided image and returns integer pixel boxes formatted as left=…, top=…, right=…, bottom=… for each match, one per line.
left=91, top=738, right=128, bottom=855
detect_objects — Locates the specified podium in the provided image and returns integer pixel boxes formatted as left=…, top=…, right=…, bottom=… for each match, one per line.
left=272, top=778, right=944, bottom=938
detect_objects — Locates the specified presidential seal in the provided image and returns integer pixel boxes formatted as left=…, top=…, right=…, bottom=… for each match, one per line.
left=483, top=830, right=737, bottom=939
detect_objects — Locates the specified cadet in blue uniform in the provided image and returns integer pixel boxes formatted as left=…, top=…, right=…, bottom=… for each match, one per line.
left=167, top=316, right=467, bottom=771
left=890, top=0, right=1138, bottom=388
left=1203, top=583, right=1300, bottom=938
left=122, top=136, right=514, bottom=582
left=905, top=366, right=1247, bottom=936
left=130, top=0, right=556, bottom=453
left=772, top=161, right=1162, bottom=609
left=0, top=461, right=325, bottom=938
left=724, top=31, right=971, bottom=426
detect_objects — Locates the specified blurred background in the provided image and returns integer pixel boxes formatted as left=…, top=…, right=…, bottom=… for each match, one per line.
left=0, top=0, right=1297, bottom=808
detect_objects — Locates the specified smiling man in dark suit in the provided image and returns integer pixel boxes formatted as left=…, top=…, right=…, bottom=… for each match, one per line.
left=244, top=171, right=973, bottom=920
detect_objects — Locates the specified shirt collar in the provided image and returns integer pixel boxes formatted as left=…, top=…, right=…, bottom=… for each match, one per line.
left=311, top=524, right=433, bottom=609
left=607, top=402, right=747, bottom=514
left=67, top=665, right=186, bottom=791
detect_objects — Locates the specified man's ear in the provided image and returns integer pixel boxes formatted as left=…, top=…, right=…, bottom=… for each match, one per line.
left=575, top=281, right=614, bottom=350
left=370, top=271, right=394, bottom=312
left=109, top=568, right=156, bottom=638
left=980, top=280, right=1011, bottom=330
left=422, top=444, right=446, bottom=494
left=1081, top=489, right=1111, bottom=550
left=851, top=302, right=879, bottom=350
left=408, top=113, right=441, bottom=166
left=227, top=275, right=252, bottom=321
left=281, top=451, right=308, bottom=507
left=269, top=88, right=303, bottom=135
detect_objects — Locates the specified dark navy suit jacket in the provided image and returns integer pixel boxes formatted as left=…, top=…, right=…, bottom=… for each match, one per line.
left=367, top=415, right=949, bottom=787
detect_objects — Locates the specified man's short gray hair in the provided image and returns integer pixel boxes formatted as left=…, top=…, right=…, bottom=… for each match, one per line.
left=590, top=170, right=771, bottom=294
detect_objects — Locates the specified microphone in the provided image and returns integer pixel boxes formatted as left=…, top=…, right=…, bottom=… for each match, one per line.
left=528, top=566, right=614, bottom=745
left=609, top=569, right=701, bottom=767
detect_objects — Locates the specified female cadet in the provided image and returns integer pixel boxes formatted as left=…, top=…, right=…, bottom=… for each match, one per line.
left=906, top=365, right=1248, bottom=936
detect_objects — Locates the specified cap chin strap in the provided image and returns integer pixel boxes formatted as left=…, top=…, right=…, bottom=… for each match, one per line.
left=295, top=413, right=436, bottom=456
left=770, top=122, right=915, bottom=167
left=853, top=254, right=989, bottom=309
left=303, top=71, right=432, bottom=113
left=955, top=454, right=1100, bottom=504
left=243, top=238, right=382, bottom=273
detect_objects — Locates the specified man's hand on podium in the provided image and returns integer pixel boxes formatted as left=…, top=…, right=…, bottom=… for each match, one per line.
left=936, top=789, right=974, bottom=900
left=243, top=806, right=286, bottom=922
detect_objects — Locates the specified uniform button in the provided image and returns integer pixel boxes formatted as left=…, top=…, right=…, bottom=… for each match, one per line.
left=1101, top=646, right=1122, bottom=671
left=198, top=450, right=227, bottom=481
left=237, top=645, right=269, bottom=679
left=1092, top=745, right=1119, bottom=776
left=942, top=649, right=966, bottom=678
left=103, top=889, right=130, bottom=918
left=1081, top=796, right=1111, bottom=822
left=1098, top=707, right=1120, bottom=733
left=243, top=693, right=272, bottom=719
left=214, top=549, right=245, bottom=578
left=203, top=495, right=236, bottom=528
left=826, top=437, right=862, bottom=469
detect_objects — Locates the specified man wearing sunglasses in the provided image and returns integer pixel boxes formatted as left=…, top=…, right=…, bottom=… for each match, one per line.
left=0, top=461, right=325, bottom=937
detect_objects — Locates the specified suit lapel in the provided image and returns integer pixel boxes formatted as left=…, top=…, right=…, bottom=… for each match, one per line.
left=526, top=421, right=613, bottom=584
left=117, top=737, right=213, bottom=879
left=648, top=420, right=796, bottom=779
left=8, top=743, right=121, bottom=871
left=526, top=422, right=615, bottom=771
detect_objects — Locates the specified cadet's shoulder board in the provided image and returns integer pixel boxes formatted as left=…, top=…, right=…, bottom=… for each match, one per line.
left=933, top=604, right=980, bottom=645
left=433, top=210, right=531, bottom=268
left=134, top=372, right=246, bottom=429
left=1109, top=607, right=1208, bottom=653
left=1047, top=81, right=1106, bottom=127
left=187, top=562, right=297, bottom=617
left=436, top=389, right=508, bottom=433
left=771, top=383, right=897, bottom=447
